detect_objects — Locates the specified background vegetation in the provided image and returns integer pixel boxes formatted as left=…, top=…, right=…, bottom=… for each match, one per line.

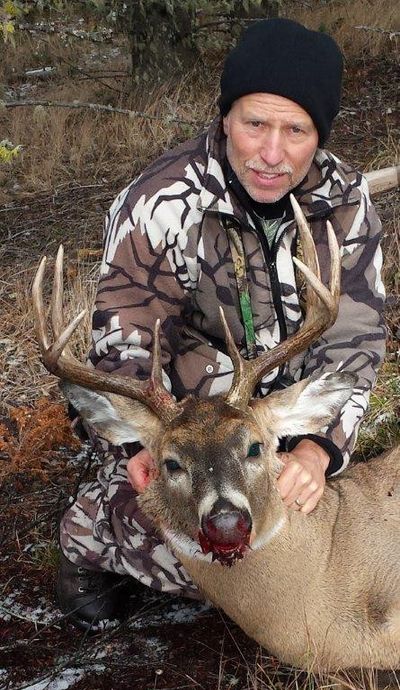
left=0, top=1, right=399, bottom=688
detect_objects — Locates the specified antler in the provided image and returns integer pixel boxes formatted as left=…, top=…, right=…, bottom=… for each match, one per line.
left=223, top=194, right=341, bottom=409
left=32, top=245, right=180, bottom=424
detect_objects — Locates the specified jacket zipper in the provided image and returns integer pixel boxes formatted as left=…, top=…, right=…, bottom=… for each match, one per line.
left=221, top=210, right=314, bottom=391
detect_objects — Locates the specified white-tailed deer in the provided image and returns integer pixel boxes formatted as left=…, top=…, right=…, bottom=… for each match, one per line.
left=32, top=176, right=400, bottom=672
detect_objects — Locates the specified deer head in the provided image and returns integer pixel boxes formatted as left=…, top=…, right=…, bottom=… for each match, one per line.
left=32, top=196, right=355, bottom=566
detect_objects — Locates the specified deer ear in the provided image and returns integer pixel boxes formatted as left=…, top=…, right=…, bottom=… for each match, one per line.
left=61, top=382, right=163, bottom=449
left=252, top=372, right=356, bottom=437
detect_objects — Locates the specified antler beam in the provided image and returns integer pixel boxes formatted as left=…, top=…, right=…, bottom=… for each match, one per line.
left=32, top=246, right=180, bottom=424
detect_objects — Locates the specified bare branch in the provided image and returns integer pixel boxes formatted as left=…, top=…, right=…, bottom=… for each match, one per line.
left=353, top=25, right=400, bottom=37
left=16, top=21, right=114, bottom=43
left=2, top=100, right=199, bottom=127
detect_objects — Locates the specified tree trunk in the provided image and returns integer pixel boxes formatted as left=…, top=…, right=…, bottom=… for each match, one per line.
left=126, top=0, right=280, bottom=85
left=127, top=1, right=199, bottom=85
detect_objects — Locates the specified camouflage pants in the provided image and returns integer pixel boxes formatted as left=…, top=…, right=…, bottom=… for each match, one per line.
left=60, top=434, right=201, bottom=599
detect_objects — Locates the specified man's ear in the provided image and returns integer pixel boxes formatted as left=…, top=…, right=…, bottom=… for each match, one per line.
left=222, top=114, right=230, bottom=136
left=251, top=372, right=356, bottom=437
left=61, top=382, right=163, bottom=449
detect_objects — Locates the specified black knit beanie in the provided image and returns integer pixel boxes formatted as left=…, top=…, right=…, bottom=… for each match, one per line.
left=219, top=18, right=343, bottom=146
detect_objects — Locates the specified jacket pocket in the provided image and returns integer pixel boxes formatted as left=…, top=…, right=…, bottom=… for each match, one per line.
left=170, top=327, right=234, bottom=399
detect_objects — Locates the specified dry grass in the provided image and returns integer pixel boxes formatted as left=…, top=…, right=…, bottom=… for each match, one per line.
left=216, top=643, right=400, bottom=690
left=382, top=213, right=400, bottom=326
left=0, top=30, right=216, bottom=202
left=286, top=0, right=399, bottom=58
left=366, top=125, right=400, bottom=172
left=0, top=255, right=99, bottom=409
left=1, top=78, right=211, bottom=201
left=356, top=360, right=400, bottom=460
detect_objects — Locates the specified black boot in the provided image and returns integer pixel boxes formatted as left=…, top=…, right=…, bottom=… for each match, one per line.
left=56, top=551, right=128, bottom=632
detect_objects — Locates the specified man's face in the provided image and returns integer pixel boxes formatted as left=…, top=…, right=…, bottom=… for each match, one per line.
left=223, top=93, right=319, bottom=203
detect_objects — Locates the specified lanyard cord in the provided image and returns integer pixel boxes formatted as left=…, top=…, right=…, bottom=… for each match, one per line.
left=222, top=216, right=258, bottom=360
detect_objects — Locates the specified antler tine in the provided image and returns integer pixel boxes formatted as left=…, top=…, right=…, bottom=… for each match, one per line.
left=291, top=195, right=340, bottom=325
left=225, top=198, right=341, bottom=410
left=32, top=256, right=50, bottom=354
left=32, top=246, right=179, bottom=424
left=219, top=307, right=245, bottom=403
left=151, top=319, right=164, bottom=384
left=51, top=245, right=72, bottom=355
left=327, top=220, right=341, bottom=306
left=291, top=193, right=319, bottom=319
left=292, top=219, right=340, bottom=325
left=290, top=194, right=320, bottom=281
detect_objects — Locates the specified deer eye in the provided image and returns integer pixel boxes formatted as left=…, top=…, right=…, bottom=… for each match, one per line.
left=247, top=442, right=262, bottom=458
left=164, top=459, right=182, bottom=473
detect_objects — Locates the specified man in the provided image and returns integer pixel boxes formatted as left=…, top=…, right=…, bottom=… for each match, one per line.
left=57, top=18, right=386, bottom=631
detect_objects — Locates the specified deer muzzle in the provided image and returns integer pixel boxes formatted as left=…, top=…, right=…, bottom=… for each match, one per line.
left=199, top=500, right=252, bottom=566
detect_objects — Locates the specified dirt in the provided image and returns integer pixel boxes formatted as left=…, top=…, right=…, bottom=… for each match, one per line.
left=0, top=19, right=399, bottom=690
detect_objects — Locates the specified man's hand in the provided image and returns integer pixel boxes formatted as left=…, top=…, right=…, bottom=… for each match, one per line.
left=276, top=439, right=330, bottom=514
left=127, top=448, right=157, bottom=493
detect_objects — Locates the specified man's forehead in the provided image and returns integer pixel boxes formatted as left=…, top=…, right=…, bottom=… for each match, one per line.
left=229, top=93, right=314, bottom=122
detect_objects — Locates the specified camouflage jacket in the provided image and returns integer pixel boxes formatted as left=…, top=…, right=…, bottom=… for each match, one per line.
left=88, top=117, right=386, bottom=474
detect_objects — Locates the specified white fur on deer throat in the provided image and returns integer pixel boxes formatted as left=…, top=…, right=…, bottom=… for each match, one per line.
left=250, top=516, right=286, bottom=551
left=163, top=528, right=214, bottom=562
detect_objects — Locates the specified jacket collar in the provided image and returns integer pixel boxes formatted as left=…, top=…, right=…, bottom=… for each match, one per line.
left=197, top=117, right=361, bottom=221
left=197, top=117, right=242, bottom=218
left=294, top=149, right=361, bottom=219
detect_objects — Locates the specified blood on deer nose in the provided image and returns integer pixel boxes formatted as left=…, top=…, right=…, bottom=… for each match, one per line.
left=201, top=499, right=252, bottom=547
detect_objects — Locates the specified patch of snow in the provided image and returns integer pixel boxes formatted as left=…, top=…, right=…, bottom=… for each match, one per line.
left=164, top=601, right=212, bottom=623
left=82, top=618, right=120, bottom=633
left=12, top=665, right=106, bottom=690
left=130, top=600, right=211, bottom=630
left=145, top=635, right=169, bottom=652
left=361, top=411, right=395, bottom=436
left=141, top=636, right=169, bottom=660
left=84, top=631, right=168, bottom=666
left=14, top=668, right=85, bottom=690
left=0, top=590, right=60, bottom=626
left=67, top=442, right=94, bottom=467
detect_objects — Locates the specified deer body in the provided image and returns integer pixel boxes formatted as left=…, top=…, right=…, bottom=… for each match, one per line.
left=174, top=446, right=400, bottom=670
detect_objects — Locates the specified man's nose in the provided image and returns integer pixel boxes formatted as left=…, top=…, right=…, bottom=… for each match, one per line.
left=259, top=132, right=284, bottom=167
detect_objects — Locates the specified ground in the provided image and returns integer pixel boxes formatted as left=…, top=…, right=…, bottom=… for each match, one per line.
left=0, top=3, right=399, bottom=689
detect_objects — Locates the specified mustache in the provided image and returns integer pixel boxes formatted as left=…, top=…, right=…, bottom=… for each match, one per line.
left=245, top=160, right=293, bottom=175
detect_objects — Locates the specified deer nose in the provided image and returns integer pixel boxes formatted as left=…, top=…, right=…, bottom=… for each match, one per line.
left=201, top=499, right=252, bottom=545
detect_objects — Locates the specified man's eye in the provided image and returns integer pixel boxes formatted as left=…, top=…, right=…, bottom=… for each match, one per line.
left=164, top=459, right=182, bottom=473
left=247, top=442, right=262, bottom=458
left=249, top=120, right=261, bottom=128
left=291, top=126, right=303, bottom=134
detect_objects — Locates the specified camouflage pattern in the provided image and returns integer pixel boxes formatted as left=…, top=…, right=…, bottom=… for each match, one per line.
left=61, top=116, right=386, bottom=587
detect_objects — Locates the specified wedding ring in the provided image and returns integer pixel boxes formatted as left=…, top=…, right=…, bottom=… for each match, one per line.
left=295, top=498, right=303, bottom=507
